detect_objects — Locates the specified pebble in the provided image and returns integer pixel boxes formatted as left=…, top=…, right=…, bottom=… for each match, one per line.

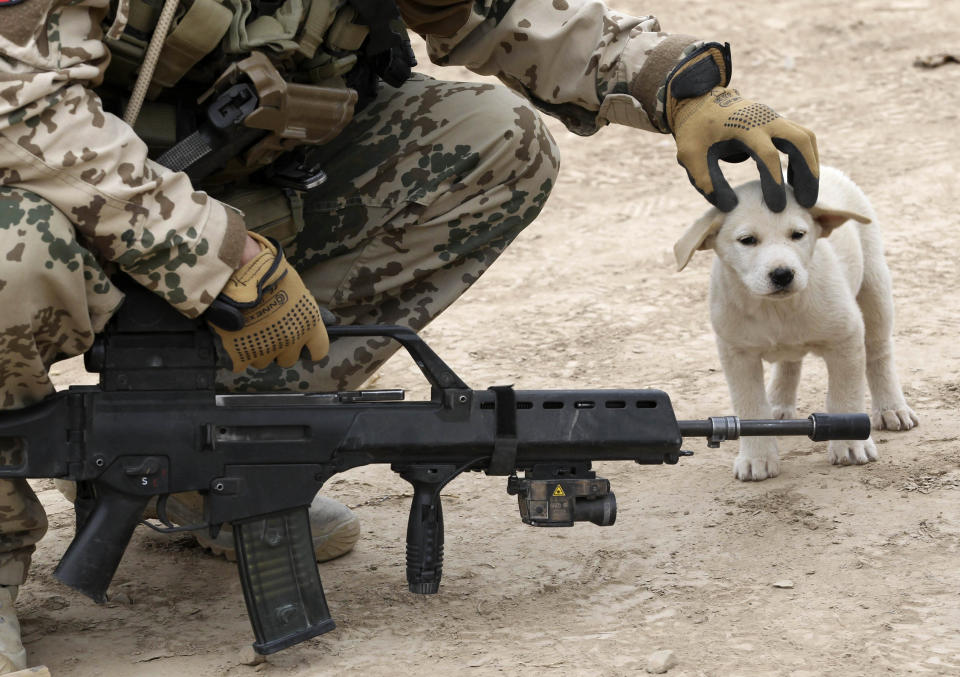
left=110, top=592, right=133, bottom=605
left=773, top=580, right=795, bottom=589
left=238, top=646, right=266, bottom=666
left=646, top=649, right=677, bottom=674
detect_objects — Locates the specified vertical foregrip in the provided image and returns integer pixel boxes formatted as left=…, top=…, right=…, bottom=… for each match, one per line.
left=397, top=465, right=460, bottom=595
left=54, top=485, right=150, bottom=603
left=406, top=483, right=445, bottom=594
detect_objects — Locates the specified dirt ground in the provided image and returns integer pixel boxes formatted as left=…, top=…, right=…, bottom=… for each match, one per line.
left=20, top=0, right=960, bottom=674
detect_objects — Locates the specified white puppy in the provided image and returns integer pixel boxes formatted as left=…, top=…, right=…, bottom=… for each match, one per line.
left=674, top=166, right=918, bottom=481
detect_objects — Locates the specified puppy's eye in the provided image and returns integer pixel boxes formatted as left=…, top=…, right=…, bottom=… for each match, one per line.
left=738, top=236, right=758, bottom=246
left=791, top=231, right=806, bottom=241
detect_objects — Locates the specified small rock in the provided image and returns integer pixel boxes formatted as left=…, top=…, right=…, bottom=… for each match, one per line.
left=107, top=591, right=132, bottom=606
left=238, top=646, right=266, bottom=666
left=773, top=580, right=795, bottom=589
left=646, top=649, right=677, bottom=674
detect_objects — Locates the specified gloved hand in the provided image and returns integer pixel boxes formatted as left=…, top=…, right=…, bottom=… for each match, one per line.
left=666, top=44, right=819, bottom=213
left=205, top=231, right=329, bottom=371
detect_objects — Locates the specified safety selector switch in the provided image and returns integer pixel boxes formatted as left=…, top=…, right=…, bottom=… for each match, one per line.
left=122, top=457, right=163, bottom=477
left=116, top=456, right=169, bottom=493
left=507, top=463, right=617, bottom=527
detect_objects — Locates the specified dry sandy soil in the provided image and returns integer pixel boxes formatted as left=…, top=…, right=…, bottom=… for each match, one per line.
left=19, top=0, right=960, bottom=674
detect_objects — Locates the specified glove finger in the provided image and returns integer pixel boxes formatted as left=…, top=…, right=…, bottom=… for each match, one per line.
left=678, top=142, right=739, bottom=212
left=773, top=126, right=820, bottom=208
left=303, top=326, right=330, bottom=362
left=677, top=144, right=717, bottom=201
left=275, top=343, right=305, bottom=368
left=744, top=132, right=787, bottom=212
left=250, top=354, right=275, bottom=371
left=707, top=139, right=758, bottom=211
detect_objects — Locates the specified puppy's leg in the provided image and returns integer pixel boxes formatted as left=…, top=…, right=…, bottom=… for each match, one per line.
left=857, top=252, right=918, bottom=430
left=768, top=360, right=802, bottom=420
left=822, top=336, right=878, bottom=465
left=718, top=342, right=781, bottom=481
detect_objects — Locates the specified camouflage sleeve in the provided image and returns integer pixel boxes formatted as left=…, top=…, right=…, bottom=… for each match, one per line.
left=0, top=0, right=247, bottom=318
left=405, top=0, right=713, bottom=136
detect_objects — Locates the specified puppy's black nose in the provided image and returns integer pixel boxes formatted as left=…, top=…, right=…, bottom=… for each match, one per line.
left=769, top=267, right=794, bottom=288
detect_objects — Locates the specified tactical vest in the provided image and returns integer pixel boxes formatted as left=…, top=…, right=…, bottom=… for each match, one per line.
left=98, top=0, right=415, bottom=242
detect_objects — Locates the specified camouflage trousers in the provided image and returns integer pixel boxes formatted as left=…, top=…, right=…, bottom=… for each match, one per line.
left=0, top=73, right=560, bottom=583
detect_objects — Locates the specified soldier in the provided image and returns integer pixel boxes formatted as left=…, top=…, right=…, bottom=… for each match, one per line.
left=0, top=0, right=819, bottom=670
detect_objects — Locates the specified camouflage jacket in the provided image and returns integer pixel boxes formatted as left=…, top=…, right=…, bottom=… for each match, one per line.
left=0, top=0, right=706, bottom=317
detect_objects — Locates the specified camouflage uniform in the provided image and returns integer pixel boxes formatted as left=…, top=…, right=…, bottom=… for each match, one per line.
left=0, top=0, right=707, bottom=586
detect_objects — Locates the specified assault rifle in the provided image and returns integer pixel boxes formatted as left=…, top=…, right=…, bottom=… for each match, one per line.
left=0, top=279, right=870, bottom=654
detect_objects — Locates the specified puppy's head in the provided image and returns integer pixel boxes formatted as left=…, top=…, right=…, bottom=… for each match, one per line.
left=673, top=176, right=871, bottom=299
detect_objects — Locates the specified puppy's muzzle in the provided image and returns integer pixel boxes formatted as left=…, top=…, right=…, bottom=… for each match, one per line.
left=769, top=267, right=795, bottom=289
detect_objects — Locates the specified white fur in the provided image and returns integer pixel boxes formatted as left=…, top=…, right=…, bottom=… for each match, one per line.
left=674, top=166, right=918, bottom=481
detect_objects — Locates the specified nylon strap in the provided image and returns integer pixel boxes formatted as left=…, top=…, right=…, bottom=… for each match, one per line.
left=224, top=0, right=304, bottom=54
left=325, top=5, right=368, bottom=52
left=294, top=0, right=338, bottom=58
left=487, top=385, right=519, bottom=476
left=150, top=0, right=235, bottom=90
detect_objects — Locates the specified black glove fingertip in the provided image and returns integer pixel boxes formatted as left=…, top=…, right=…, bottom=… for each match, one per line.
left=681, top=165, right=739, bottom=212
left=712, top=185, right=740, bottom=212
left=787, top=160, right=820, bottom=208
left=707, top=143, right=742, bottom=212
left=761, top=182, right=787, bottom=213
left=755, top=161, right=787, bottom=212
left=776, top=138, right=820, bottom=208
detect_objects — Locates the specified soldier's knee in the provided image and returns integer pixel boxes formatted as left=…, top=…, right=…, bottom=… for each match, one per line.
left=0, top=187, right=79, bottom=266
left=0, top=186, right=110, bottom=384
left=476, top=88, right=561, bottom=191
left=460, top=89, right=560, bottom=248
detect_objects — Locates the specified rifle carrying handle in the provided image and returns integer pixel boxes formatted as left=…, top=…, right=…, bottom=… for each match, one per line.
left=54, top=485, right=151, bottom=603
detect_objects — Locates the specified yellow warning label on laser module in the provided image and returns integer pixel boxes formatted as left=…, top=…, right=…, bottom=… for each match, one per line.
left=552, top=485, right=566, bottom=497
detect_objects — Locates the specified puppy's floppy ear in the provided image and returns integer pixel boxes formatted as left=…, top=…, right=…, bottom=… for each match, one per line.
left=674, top=207, right=725, bottom=271
left=808, top=170, right=872, bottom=236
left=808, top=206, right=871, bottom=236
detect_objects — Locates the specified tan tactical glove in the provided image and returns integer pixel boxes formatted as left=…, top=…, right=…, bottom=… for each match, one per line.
left=205, top=232, right=329, bottom=371
left=665, top=43, right=819, bottom=212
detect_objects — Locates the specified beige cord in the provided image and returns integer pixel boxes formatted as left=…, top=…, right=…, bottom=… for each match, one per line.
left=122, top=0, right=181, bottom=127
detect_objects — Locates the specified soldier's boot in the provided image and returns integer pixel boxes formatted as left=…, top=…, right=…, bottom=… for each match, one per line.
left=163, top=492, right=359, bottom=563
left=0, top=586, right=27, bottom=674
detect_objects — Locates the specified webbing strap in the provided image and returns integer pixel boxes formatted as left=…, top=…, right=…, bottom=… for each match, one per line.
left=223, top=0, right=315, bottom=54
left=243, top=0, right=304, bottom=50
left=151, top=0, right=235, bottom=90
left=294, top=0, right=338, bottom=58
left=324, top=5, right=368, bottom=52
left=487, top=385, right=519, bottom=476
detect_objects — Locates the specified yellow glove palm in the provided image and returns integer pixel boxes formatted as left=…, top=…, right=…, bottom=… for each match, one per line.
left=206, top=232, right=329, bottom=371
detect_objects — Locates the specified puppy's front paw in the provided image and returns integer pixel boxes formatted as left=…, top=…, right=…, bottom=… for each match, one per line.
left=733, top=442, right=781, bottom=481
left=828, top=437, right=878, bottom=465
left=872, top=406, right=919, bottom=431
left=770, top=404, right=797, bottom=420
